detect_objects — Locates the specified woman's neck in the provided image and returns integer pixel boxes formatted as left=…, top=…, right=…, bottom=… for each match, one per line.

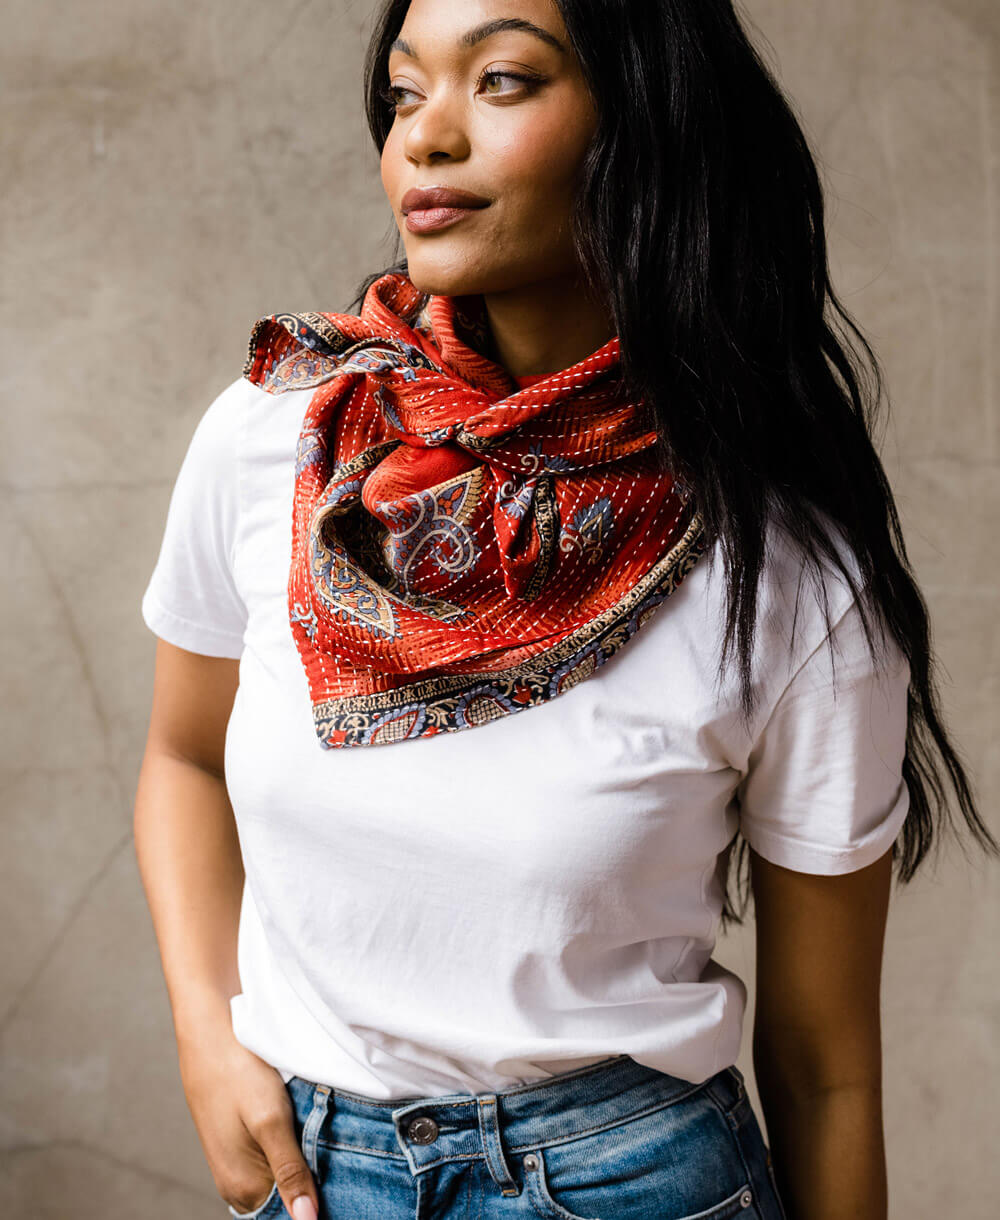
left=478, top=272, right=616, bottom=379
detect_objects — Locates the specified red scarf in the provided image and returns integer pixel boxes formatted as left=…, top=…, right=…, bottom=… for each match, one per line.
left=243, top=271, right=707, bottom=748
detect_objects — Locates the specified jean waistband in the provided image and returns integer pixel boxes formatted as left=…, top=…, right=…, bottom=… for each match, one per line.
left=286, top=1056, right=745, bottom=1184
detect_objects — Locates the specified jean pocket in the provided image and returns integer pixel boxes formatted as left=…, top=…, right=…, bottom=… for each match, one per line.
left=519, top=1088, right=765, bottom=1220
left=522, top=1145, right=758, bottom=1220
left=522, top=1147, right=598, bottom=1220
left=226, top=1180, right=281, bottom=1219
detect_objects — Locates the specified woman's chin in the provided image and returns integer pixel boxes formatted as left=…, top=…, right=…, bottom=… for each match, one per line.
left=400, top=246, right=503, bottom=299
left=403, top=266, right=486, bottom=299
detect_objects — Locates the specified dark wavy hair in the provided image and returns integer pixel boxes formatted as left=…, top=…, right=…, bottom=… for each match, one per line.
left=347, top=0, right=997, bottom=926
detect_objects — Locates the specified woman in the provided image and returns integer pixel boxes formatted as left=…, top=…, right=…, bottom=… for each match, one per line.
left=134, top=2, right=996, bottom=1219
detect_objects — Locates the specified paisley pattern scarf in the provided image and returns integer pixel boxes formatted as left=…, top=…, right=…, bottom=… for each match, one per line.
left=242, top=271, right=708, bottom=749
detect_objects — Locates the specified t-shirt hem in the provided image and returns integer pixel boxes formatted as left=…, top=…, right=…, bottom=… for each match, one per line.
left=141, top=590, right=245, bottom=659
left=740, top=783, right=910, bottom=875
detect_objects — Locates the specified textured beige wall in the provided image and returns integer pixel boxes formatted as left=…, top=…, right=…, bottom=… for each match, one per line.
left=1, top=1, right=996, bottom=1216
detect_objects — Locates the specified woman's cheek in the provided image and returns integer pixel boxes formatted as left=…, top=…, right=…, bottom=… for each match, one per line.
left=380, top=128, right=412, bottom=198
left=510, top=106, right=584, bottom=166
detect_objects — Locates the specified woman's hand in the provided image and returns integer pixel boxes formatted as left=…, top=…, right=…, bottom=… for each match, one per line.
left=177, top=1016, right=320, bottom=1219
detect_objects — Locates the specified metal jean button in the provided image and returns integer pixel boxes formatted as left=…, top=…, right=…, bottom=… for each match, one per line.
left=740, top=1189, right=753, bottom=1207
left=406, top=1115, right=439, bottom=1144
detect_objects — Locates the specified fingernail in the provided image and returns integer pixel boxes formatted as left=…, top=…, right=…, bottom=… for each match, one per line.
left=291, top=1196, right=318, bottom=1220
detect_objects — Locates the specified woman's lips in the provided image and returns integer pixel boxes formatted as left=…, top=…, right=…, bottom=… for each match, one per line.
left=404, top=206, right=485, bottom=234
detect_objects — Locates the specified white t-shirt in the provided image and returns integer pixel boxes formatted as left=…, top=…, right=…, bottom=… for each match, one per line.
left=141, top=374, right=911, bottom=1100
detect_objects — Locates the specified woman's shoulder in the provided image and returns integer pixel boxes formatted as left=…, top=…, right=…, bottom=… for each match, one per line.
left=757, top=503, right=862, bottom=623
left=187, top=372, right=316, bottom=464
left=690, top=504, right=861, bottom=636
left=750, top=504, right=907, bottom=708
left=184, top=374, right=271, bottom=443
left=687, top=503, right=875, bottom=696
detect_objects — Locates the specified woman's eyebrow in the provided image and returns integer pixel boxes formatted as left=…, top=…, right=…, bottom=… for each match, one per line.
left=390, top=18, right=568, bottom=60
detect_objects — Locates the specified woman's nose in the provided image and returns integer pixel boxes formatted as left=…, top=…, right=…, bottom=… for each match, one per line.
left=403, top=92, right=471, bottom=165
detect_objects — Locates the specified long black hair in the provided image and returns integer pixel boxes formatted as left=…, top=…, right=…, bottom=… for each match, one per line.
left=349, top=0, right=997, bottom=926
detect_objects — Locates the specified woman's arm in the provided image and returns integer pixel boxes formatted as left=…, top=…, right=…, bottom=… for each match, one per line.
left=750, top=845, right=893, bottom=1220
left=134, top=639, right=319, bottom=1220
left=134, top=639, right=245, bottom=1039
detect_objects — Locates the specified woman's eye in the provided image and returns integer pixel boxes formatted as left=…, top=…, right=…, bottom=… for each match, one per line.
left=478, top=70, right=540, bottom=97
left=379, top=84, right=415, bottom=110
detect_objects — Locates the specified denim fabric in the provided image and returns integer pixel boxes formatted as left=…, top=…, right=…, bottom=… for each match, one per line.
left=226, top=1055, right=788, bottom=1219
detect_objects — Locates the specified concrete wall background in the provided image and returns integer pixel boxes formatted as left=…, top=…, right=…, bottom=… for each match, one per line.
left=1, top=1, right=996, bottom=1216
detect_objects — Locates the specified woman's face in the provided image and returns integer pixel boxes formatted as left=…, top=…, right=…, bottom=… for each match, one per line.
left=380, top=0, right=598, bottom=298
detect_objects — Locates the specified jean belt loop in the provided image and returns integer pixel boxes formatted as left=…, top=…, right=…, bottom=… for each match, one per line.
left=476, top=1094, right=519, bottom=1197
left=301, top=1084, right=332, bottom=1176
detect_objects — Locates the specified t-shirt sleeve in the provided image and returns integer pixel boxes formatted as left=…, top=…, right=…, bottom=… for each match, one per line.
left=140, top=378, right=249, bottom=658
left=735, top=597, right=911, bottom=874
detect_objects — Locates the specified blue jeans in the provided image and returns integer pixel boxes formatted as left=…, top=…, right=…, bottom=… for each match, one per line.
left=226, top=1054, right=788, bottom=1219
